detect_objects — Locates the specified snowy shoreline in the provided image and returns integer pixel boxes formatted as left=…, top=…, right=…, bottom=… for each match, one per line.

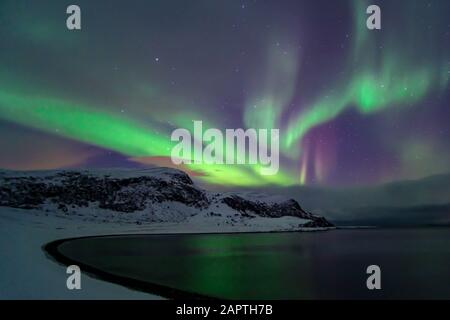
left=0, top=167, right=335, bottom=299
left=0, top=207, right=334, bottom=299
left=0, top=208, right=163, bottom=300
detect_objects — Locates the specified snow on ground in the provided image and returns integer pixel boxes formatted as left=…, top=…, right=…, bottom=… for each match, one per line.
left=0, top=208, right=163, bottom=299
left=0, top=206, right=325, bottom=299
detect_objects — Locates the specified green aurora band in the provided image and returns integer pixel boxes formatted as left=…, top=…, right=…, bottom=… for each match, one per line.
left=0, top=1, right=448, bottom=186
left=282, top=0, right=449, bottom=152
left=0, top=90, right=173, bottom=157
left=0, top=90, right=297, bottom=186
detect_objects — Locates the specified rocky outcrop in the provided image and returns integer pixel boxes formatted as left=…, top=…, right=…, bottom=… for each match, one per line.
left=222, top=196, right=312, bottom=219
left=0, top=168, right=333, bottom=228
left=0, top=170, right=209, bottom=212
left=221, top=195, right=333, bottom=227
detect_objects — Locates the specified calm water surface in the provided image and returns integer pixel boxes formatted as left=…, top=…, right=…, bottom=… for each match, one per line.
left=56, top=228, right=450, bottom=299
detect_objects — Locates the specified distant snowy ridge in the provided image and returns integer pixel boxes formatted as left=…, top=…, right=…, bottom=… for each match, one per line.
left=0, top=168, right=333, bottom=231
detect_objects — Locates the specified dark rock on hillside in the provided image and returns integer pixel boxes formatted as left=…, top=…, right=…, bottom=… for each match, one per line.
left=222, top=195, right=332, bottom=227
left=222, top=195, right=313, bottom=219
left=0, top=169, right=209, bottom=213
left=300, top=217, right=335, bottom=228
left=0, top=168, right=333, bottom=228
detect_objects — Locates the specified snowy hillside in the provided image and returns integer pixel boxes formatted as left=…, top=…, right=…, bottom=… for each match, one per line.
left=0, top=167, right=333, bottom=232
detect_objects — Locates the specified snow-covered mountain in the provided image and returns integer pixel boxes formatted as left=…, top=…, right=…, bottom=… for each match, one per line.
left=0, top=168, right=333, bottom=231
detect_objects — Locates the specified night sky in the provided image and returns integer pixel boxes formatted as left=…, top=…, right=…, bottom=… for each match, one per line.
left=0, top=0, right=449, bottom=187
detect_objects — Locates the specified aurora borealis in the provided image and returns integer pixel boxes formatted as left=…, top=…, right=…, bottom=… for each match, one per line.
left=0, top=0, right=449, bottom=187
